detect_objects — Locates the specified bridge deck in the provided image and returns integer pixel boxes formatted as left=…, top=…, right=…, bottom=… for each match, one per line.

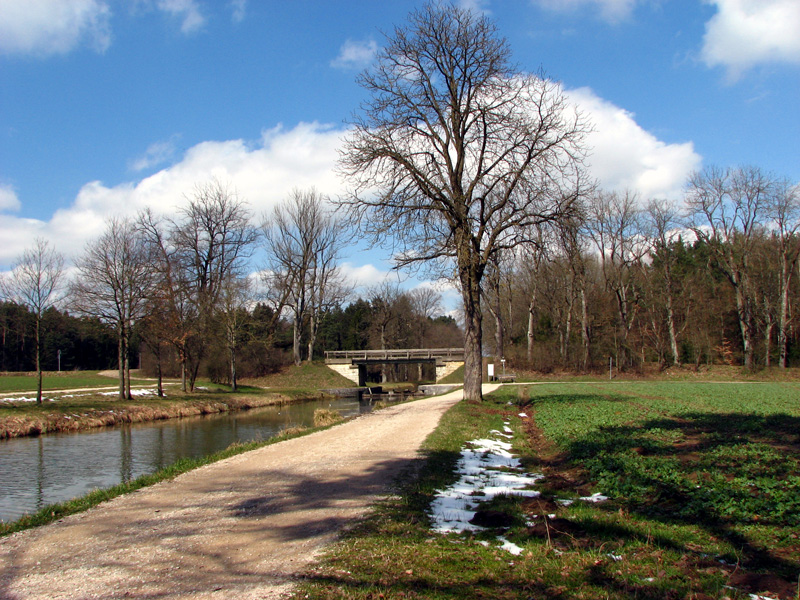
left=325, top=348, right=464, bottom=364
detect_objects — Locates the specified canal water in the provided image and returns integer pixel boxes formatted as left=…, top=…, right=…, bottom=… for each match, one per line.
left=0, top=395, right=385, bottom=524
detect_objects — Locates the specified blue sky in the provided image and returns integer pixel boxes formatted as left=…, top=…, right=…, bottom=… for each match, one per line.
left=1, top=0, right=799, bottom=301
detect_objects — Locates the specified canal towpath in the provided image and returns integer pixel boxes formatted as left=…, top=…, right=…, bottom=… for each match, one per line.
left=0, top=385, right=499, bottom=599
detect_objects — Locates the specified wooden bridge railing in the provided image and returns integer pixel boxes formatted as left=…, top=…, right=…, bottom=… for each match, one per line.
left=324, top=348, right=464, bottom=363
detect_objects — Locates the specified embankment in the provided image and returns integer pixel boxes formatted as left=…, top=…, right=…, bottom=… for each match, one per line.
left=0, top=393, right=314, bottom=440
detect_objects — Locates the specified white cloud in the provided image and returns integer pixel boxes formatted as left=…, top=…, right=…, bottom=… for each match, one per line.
left=229, top=0, right=246, bottom=23
left=533, top=0, right=639, bottom=23
left=339, top=262, right=392, bottom=290
left=0, top=122, right=345, bottom=266
left=458, top=0, right=492, bottom=14
left=701, top=0, right=800, bottom=80
left=0, top=185, right=22, bottom=212
left=568, top=87, right=702, bottom=200
left=129, top=137, right=180, bottom=172
left=0, top=0, right=111, bottom=56
left=331, top=39, right=378, bottom=71
left=156, top=0, right=205, bottom=34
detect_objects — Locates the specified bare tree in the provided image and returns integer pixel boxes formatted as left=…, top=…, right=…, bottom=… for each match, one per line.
left=686, top=166, right=773, bottom=370
left=339, top=2, right=588, bottom=400
left=586, top=190, right=647, bottom=369
left=2, top=238, right=64, bottom=404
left=766, top=179, right=800, bottom=368
left=409, top=286, right=443, bottom=378
left=137, top=209, right=195, bottom=393
left=72, top=219, right=154, bottom=399
left=645, top=198, right=685, bottom=366
left=171, top=179, right=258, bottom=390
left=261, top=188, right=348, bottom=365
left=219, top=274, right=253, bottom=392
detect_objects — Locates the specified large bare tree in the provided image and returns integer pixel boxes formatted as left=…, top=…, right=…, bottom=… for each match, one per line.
left=2, top=238, right=64, bottom=404
left=339, top=2, right=588, bottom=400
left=72, top=219, right=154, bottom=399
left=171, top=180, right=258, bottom=390
left=261, top=188, right=348, bottom=365
left=686, top=166, right=773, bottom=370
left=137, top=180, right=257, bottom=392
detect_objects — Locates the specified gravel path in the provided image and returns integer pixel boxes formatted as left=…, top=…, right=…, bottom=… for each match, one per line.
left=0, top=387, right=493, bottom=599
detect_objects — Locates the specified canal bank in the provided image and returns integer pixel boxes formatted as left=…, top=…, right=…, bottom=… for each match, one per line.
left=0, top=391, right=318, bottom=440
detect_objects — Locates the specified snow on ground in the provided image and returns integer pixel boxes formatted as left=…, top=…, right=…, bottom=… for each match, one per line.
left=429, top=421, right=544, bottom=538
left=429, top=418, right=611, bottom=555
left=1, top=387, right=164, bottom=403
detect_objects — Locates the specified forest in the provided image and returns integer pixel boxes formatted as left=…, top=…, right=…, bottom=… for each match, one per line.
left=484, top=166, right=800, bottom=373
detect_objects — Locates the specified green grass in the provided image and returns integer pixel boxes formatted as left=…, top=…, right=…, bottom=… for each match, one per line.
left=0, top=371, right=153, bottom=394
left=296, top=382, right=800, bottom=600
left=242, top=361, right=356, bottom=394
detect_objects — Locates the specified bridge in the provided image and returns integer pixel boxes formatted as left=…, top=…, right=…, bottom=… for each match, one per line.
left=324, top=348, right=465, bottom=386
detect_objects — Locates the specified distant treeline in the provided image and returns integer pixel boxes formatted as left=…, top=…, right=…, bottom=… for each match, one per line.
left=0, top=301, right=117, bottom=372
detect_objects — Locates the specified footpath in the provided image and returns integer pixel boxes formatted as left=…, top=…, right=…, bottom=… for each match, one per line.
left=0, top=386, right=497, bottom=599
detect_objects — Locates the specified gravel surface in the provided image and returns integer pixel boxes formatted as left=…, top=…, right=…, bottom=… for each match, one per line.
left=0, top=387, right=489, bottom=599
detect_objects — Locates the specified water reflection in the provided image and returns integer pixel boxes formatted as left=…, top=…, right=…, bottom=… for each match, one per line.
left=0, top=395, right=380, bottom=523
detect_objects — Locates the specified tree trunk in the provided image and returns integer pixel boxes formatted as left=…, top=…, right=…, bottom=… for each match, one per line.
left=124, top=334, right=132, bottom=400
left=666, top=291, right=680, bottom=366
left=292, top=312, right=302, bottom=366
left=306, top=311, right=317, bottom=363
left=35, top=316, right=42, bottom=405
left=117, top=326, right=125, bottom=400
left=526, top=301, right=535, bottom=364
left=459, top=254, right=484, bottom=402
left=778, top=259, right=792, bottom=368
left=230, top=343, right=237, bottom=392
left=155, top=350, right=164, bottom=397
left=734, top=282, right=754, bottom=369
left=580, top=288, right=590, bottom=371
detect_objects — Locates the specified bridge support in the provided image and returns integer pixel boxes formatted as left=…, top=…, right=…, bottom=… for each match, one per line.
left=435, top=361, right=463, bottom=382
left=324, top=349, right=465, bottom=385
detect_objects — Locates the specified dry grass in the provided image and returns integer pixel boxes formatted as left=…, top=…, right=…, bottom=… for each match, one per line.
left=313, top=408, right=343, bottom=428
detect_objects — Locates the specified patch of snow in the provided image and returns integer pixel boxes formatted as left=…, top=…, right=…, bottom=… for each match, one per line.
left=429, top=427, right=544, bottom=555
left=497, top=537, right=524, bottom=556
left=0, top=396, right=40, bottom=403
left=579, top=492, right=609, bottom=503
left=518, top=413, right=528, bottom=418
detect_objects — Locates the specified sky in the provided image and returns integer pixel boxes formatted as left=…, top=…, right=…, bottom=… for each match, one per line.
left=1, top=0, right=799, bottom=306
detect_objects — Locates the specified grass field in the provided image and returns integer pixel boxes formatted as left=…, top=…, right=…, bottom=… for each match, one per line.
left=297, top=381, right=800, bottom=600
left=0, top=371, right=154, bottom=394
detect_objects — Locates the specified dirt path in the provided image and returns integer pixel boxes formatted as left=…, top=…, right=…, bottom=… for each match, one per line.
left=0, top=386, right=497, bottom=599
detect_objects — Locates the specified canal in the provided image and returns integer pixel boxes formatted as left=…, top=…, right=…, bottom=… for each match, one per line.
left=0, top=395, right=384, bottom=523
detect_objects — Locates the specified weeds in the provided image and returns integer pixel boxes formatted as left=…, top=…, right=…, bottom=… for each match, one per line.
left=313, top=408, right=343, bottom=428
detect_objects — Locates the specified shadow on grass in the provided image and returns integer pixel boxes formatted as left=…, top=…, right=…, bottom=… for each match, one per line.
left=565, top=411, right=800, bottom=581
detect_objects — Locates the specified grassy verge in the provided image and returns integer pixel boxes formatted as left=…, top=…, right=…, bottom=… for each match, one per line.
left=296, top=382, right=800, bottom=600
left=0, top=423, right=318, bottom=538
